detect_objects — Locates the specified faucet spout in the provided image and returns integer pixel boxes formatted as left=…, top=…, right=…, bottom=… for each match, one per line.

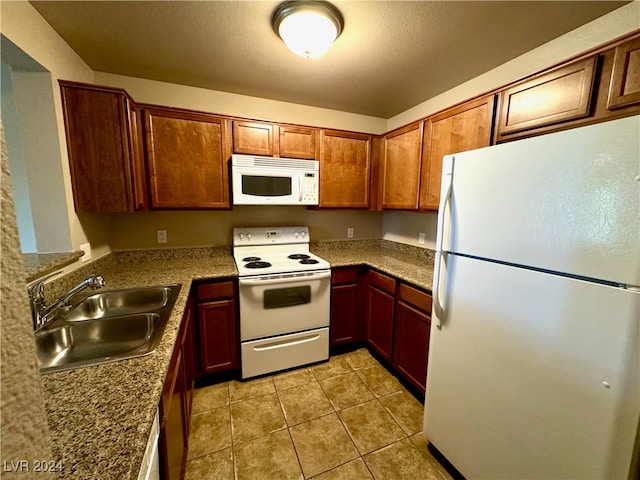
left=29, top=274, right=106, bottom=330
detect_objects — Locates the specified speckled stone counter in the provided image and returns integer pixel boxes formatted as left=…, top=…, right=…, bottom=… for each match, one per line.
left=312, top=239, right=435, bottom=292
left=39, top=241, right=433, bottom=479
left=40, top=247, right=237, bottom=480
left=23, top=251, right=84, bottom=282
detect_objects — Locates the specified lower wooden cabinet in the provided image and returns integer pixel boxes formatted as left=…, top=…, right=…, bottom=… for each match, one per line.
left=159, top=298, right=194, bottom=480
left=392, top=284, right=432, bottom=394
left=195, top=280, right=239, bottom=375
left=330, top=267, right=363, bottom=347
left=364, top=270, right=397, bottom=362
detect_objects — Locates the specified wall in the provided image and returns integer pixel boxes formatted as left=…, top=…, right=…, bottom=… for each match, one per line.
left=107, top=208, right=382, bottom=251
left=0, top=0, right=110, bottom=259
left=0, top=123, right=54, bottom=478
left=381, top=0, right=640, bottom=249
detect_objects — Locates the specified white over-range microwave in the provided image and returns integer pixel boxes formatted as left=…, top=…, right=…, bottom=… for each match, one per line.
left=231, top=154, right=319, bottom=206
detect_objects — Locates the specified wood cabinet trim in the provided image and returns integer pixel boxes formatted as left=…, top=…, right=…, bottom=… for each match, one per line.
left=196, top=280, right=235, bottom=301
left=497, top=56, right=597, bottom=137
left=607, top=36, right=640, bottom=109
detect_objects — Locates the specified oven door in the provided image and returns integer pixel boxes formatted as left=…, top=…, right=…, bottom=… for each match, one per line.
left=232, top=167, right=301, bottom=205
left=238, top=270, right=331, bottom=341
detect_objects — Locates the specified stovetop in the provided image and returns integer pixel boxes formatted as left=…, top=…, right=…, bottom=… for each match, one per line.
left=233, top=227, right=330, bottom=276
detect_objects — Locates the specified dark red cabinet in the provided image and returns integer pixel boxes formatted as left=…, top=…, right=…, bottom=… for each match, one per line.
left=364, top=270, right=397, bottom=362
left=330, top=268, right=363, bottom=347
left=195, top=280, right=239, bottom=375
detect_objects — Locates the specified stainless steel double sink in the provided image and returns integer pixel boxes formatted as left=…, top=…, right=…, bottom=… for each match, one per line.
left=35, top=284, right=181, bottom=374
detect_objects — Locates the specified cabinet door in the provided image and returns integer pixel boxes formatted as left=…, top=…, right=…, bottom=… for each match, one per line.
left=496, top=57, right=597, bottom=140
left=382, top=122, right=423, bottom=210
left=319, top=130, right=371, bottom=208
left=198, top=299, right=238, bottom=374
left=160, top=349, right=186, bottom=480
left=330, top=269, right=361, bottom=347
left=365, top=285, right=395, bottom=362
left=420, top=95, right=495, bottom=211
left=181, top=294, right=195, bottom=433
left=279, top=125, right=318, bottom=159
left=144, top=108, right=230, bottom=209
left=233, top=120, right=274, bottom=156
left=392, top=300, right=431, bottom=394
left=607, top=36, right=640, bottom=110
left=60, top=81, right=141, bottom=213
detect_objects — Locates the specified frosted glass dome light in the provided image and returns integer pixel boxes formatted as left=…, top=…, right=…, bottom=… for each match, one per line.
left=272, top=1, right=344, bottom=59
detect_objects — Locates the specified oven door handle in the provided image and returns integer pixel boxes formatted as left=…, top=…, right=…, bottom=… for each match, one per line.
left=239, top=271, right=331, bottom=286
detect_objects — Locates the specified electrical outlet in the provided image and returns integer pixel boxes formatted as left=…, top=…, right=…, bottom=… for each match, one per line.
left=418, top=232, right=425, bottom=244
left=80, top=243, right=92, bottom=262
left=347, top=227, right=354, bottom=238
left=156, top=230, right=168, bottom=244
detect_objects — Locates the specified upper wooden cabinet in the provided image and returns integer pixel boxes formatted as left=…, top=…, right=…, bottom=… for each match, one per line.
left=496, top=57, right=597, bottom=140
left=143, top=107, right=231, bottom=209
left=420, top=95, right=495, bottom=211
left=59, top=81, right=146, bottom=213
left=232, top=120, right=318, bottom=159
left=381, top=122, right=424, bottom=210
left=607, top=36, right=640, bottom=110
left=319, top=130, right=371, bottom=208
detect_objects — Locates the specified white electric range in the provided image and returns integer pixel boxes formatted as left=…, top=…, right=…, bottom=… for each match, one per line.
left=233, top=226, right=331, bottom=379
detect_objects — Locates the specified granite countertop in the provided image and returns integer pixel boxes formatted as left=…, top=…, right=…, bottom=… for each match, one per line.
left=23, top=251, right=84, bottom=282
left=40, top=241, right=434, bottom=479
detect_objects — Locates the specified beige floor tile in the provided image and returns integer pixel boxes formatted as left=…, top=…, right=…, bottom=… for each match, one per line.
left=409, top=432, right=454, bottom=480
left=273, top=367, right=315, bottom=392
left=278, top=380, right=333, bottom=426
left=355, top=364, right=402, bottom=397
left=338, top=399, right=406, bottom=455
left=344, top=348, right=378, bottom=370
left=363, top=438, right=442, bottom=480
left=310, top=458, right=373, bottom=480
left=192, top=382, right=229, bottom=415
left=311, top=355, right=352, bottom=380
left=289, top=413, right=359, bottom=478
left=379, top=390, right=424, bottom=435
left=319, top=371, right=374, bottom=410
left=234, top=429, right=303, bottom=480
left=187, top=406, right=231, bottom=460
left=230, top=392, right=286, bottom=444
left=229, top=376, right=275, bottom=403
left=184, top=447, right=233, bottom=480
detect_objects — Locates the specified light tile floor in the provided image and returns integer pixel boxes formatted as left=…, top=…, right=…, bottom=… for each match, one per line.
left=185, top=348, right=453, bottom=480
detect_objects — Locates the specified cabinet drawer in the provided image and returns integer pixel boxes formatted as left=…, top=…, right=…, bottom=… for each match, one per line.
left=332, top=268, right=358, bottom=285
left=367, top=270, right=396, bottom=294
left=197, top=281, right=234, bottom=301
left=397, top=283, right=432, bottom=314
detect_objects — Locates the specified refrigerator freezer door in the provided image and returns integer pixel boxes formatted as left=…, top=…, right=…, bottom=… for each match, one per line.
left=424, top=254, right=639, bottom=480
left=441, top=115, right=640, bottom=286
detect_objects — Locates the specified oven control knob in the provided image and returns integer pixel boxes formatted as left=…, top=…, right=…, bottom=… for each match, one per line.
left=294, top=231, right=299, bottom=238
left=247, top=233, right=252, bottom=240
left=239, top=233, right=245, bottom=240
left=301, top=231, right=306, bottom=238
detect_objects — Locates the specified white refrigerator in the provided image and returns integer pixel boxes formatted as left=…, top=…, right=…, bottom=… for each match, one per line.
left=423, top=115, right=640, bottom=479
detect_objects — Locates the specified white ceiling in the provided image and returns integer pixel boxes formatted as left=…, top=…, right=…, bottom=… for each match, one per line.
left=30, top=1, right=628, bottom=118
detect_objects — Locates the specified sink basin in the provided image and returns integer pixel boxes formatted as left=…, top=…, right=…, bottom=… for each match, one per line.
left=35, top=284, right=181, bottom=373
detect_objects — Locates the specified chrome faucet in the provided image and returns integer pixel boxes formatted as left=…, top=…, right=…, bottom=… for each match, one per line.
left=28, top=272, right=106, bottom=330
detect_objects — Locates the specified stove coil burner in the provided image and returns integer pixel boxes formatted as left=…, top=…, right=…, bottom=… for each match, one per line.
left=245, top=261, right=272, bottom=269
left=288, top=254, right=310, bottom=260
left=242, top=256, right=261, bottom=262
left=299, top=258, right=319, bottom=264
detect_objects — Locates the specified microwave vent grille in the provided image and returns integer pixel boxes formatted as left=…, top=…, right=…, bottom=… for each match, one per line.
left=232, top=155, right=318, bottom=171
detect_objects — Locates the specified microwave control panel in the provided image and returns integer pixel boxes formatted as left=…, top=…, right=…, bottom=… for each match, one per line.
left=302, top=172, right=318, bottom=202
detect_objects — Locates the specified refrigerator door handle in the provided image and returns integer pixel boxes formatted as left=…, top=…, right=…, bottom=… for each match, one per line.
left=433, top=155, right=454, bottom=329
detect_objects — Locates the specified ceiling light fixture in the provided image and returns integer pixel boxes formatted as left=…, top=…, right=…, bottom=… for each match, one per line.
left=272, top=1, right=344, bottom=59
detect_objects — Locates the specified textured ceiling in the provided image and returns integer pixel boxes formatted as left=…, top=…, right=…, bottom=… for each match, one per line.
left=30, top=1, right=628, bottom=118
